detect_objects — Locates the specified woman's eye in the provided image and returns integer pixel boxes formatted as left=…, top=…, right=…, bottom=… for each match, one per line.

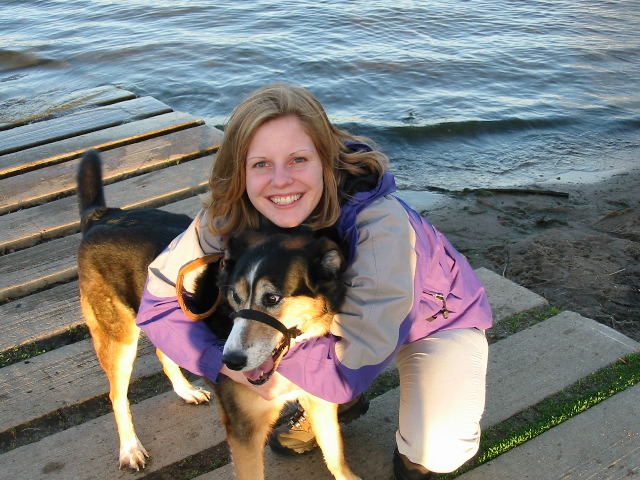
left=253, top=160, right=268, bottom=168
left=292, top=157, right=306, bottom=164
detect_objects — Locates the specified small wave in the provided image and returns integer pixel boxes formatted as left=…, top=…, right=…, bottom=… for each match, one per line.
left=0, top=49, right=70, bottom=72
left=380, top=116, right=580, bottom=141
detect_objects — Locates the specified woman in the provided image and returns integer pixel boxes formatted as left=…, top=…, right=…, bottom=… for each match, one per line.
left=136, top=82, right=492, bottom=479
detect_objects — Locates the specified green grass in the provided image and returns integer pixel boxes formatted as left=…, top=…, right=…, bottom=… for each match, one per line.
left=0, top=325, right=90, bottom=368
left=439, top=352, right=640, bottom=478
left=486, top=305, right=563, bottom=343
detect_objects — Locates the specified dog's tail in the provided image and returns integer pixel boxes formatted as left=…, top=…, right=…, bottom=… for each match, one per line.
left=77, top=149, right=107, bottom=233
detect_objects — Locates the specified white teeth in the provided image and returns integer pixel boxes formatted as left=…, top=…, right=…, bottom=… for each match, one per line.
left=270, top=194, right=301, bottom=206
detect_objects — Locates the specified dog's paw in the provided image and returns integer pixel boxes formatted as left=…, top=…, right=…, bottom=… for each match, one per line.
left=175, top=384, right=211, bottom=404
left=119, top=439, right=149, bottom=471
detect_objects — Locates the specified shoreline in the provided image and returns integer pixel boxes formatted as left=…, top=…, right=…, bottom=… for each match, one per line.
left=400, top=168, right=640, bottom=342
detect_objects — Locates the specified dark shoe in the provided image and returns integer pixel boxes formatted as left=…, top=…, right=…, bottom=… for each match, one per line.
left=268, top=394, right=370, bottom=455
left=337, top=392, right=370, bottom=424
left=393, top=448, right=434, bottom=480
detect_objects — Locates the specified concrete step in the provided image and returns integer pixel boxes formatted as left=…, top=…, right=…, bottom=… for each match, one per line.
left=475, top=267, right=549, bottom=322
left=457, top=383, right=640, bottom=480
left=197, top=311, right=639, bottom=479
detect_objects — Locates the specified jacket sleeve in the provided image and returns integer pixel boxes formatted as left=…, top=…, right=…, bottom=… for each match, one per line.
left=277, top=196, right=418, bottom=403
left=135, top=211, right=227, bottom=382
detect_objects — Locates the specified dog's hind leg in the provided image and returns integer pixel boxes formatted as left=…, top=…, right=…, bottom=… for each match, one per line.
left=80, top=294, right=149, bottom=470
left=107, top=335, right=149, bottom=470
left=303, top=397, right=362, bottom=480
left=155, top=349, right=211, bottom=404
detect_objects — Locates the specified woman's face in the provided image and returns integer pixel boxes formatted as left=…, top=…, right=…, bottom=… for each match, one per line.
left=245, top=115, right=324, bottom=228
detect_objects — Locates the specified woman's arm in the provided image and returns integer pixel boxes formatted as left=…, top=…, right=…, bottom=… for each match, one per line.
left=137, top=289, right=226, bottom=380
left=135, top=211, right=228, bottom=381
left=276, top=196, right=418, bottom=403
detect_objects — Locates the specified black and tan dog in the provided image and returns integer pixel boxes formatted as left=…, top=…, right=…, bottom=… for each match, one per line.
left=208, top=229, right=361, bottom=480
left=77, top=151, right=361, bottom=479
left=76, top=150, right=212, bottom=470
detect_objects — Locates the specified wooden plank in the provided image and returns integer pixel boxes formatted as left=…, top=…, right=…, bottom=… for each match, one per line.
left=0, top=124, right=222, bottom=215
left=0, top=96, right=173, bottom=156
left=0, top=196, right=202, bottom=302
left=0, top=111, right=202, bottom=178
left=0, top=282, right=82, bottom=353
left=0, top=383, right=225, bottom=480
left=0, top=155, right=213, bottom=255
left=0, top=234, right=79, bottom=301
left=0, top=337, right=159, bottom=433
left=0, top=85, right=136, bottom=131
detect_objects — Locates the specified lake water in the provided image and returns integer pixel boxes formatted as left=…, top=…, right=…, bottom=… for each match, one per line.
left=1, top=0, right=639, bottom=191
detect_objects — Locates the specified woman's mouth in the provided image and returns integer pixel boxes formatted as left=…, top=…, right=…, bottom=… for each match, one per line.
left=269, top=194, right=302, bottom=206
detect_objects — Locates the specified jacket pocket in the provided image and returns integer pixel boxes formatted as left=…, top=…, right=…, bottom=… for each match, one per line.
left=420, top=290, right=462, bottom=322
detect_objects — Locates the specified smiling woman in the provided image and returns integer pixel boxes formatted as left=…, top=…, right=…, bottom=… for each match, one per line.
left=136, top=82, right=493, bottom=479
left=245, top=115, right=324, bottom=229
left=203, top=83, right=388, bottom=237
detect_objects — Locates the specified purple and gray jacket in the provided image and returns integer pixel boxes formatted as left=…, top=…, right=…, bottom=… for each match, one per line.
left=136, top=171, right=492, bottom=404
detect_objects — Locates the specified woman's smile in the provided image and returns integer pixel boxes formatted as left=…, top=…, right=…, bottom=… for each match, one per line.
left=270, top=194, right=302, bottom=206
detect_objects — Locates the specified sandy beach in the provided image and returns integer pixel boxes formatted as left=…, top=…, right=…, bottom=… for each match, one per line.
left=404, top=168, right=640, bottom=343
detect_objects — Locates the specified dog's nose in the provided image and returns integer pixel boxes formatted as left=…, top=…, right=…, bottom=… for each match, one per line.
left=222, top=351, right=247, bottom=371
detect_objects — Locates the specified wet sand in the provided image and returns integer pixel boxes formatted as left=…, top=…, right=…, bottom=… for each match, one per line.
left=405, top=168, right=640, bottom=342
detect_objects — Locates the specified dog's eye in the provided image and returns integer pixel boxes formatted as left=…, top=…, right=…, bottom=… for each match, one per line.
left=263, top=293, right=281, bottom=306
left=230, top=291, right=242, bottom=305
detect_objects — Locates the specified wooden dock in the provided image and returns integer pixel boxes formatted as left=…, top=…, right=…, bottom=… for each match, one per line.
left=0, top=86, right=229, bottom=479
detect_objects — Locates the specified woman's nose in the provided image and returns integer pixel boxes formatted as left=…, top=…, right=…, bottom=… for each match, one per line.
left=271, top=165, right=293, bottom=187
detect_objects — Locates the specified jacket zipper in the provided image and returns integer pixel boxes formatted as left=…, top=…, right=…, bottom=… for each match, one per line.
left=428, top=293, right=449, bottom=320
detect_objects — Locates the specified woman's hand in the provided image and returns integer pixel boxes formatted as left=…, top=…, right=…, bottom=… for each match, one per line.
left=219, top=366, right=300, bottom=401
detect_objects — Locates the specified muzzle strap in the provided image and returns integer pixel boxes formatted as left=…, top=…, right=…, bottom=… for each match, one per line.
left=231, top=309, right=300, bottom=341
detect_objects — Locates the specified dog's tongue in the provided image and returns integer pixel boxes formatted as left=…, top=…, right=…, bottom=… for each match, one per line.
left=244, top=355, right=275, bottom=382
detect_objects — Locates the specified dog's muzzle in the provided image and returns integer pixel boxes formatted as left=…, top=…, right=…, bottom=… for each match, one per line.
left=230, top=309, right=301, bottom=385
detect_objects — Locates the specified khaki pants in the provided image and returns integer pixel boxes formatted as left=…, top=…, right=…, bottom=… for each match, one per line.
left=395, top=328, right=489, bottom=473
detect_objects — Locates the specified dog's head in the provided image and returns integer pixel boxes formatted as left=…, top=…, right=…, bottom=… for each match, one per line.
left=217, top=228, right=346, bottom=385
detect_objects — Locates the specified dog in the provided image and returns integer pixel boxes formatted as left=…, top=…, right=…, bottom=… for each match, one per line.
left=77, top=150, right=361, bottom=479
left=203, top=228, right=362, bottom=480
left=76, top=150, right=213, bottom=470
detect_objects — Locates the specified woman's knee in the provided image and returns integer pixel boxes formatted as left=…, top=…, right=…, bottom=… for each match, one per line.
left=420, top=422, right=481, bottom=473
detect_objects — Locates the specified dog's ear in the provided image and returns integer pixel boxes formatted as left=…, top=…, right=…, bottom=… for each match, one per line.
left=311, top=237, right=345, bottom=279
left=223, top=235, right=244, bottom=262
left=310, top=236, right=347, bottom=312
left=191, top=258, right=224, bottom=314
left=220, top=230, right=267, bottom=289
left=224, top=230, right=268, bottom=261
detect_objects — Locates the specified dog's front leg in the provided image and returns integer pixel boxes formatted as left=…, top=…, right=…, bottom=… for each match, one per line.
left=156, top=349, right=211, bottom=403
left=214, top=382, right=283, bottom=480
left=302, top=396, right=362, bottom=480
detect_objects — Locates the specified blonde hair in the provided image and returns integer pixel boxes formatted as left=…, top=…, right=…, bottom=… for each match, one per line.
left=205, top=82, right=389, bottom=236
